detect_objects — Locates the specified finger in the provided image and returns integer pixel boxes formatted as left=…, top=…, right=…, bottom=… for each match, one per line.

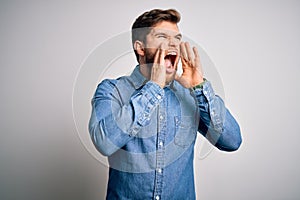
left=193, top=46, right=203, bottom=74
left=180, top=55, right=189, bottom=70
left=193, top=46, right=200, bottom=64
left=153, top=48, right=162, bottom=65
left=159, top=45, right=166, bottom=65
left=180, top=42, right=188, bottom=60
left=174, top=53, right=180, bottom=68
left=154, top=44, right=167, bottom=65
left=185, top=42, right=195, bottom=62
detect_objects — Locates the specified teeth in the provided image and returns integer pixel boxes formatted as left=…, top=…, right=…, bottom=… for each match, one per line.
left=167, top=51, right=177, bottom=55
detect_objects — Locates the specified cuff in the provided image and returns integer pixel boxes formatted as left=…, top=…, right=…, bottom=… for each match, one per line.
left=192, top=79, right=207, bottom=90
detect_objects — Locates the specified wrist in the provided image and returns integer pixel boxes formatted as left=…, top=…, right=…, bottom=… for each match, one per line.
left=150, top=79, right=164, bottom=89
left=191, top=77, right=204, bottom=87
left=192, top=78, right=207, bottom=90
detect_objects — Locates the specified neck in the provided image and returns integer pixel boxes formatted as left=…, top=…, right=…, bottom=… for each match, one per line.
left=139, top=63, right=151, bottom=80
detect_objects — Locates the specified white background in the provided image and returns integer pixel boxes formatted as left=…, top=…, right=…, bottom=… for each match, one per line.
left=1, top=0, right=299, bottom=199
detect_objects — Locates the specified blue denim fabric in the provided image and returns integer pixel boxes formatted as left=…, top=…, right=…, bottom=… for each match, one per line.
left=89, top=65, right=242, bottom=200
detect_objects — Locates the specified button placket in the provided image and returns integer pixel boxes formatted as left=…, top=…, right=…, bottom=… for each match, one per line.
left=154, top=97, right=167, bottom=200
left=159, top=115, right=164, bottom=120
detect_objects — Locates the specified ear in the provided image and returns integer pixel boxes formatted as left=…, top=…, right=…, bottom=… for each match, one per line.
left=134, top=40, right=145, bottom=57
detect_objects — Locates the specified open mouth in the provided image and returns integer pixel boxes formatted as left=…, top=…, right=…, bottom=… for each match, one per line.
left=164, top=51, right=177, bottom=68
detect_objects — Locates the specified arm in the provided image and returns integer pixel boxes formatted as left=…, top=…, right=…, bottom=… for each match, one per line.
left=89, top=44, right=168, bottom=157
left=176, top=42, right=242, bottom=151
left=194, top=81, right=242, bottom=151
left=89, top=79, right=164, bottom=156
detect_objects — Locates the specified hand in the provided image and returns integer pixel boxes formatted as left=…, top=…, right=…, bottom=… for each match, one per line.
left=150, top=45, right=166, bottom=88
left=175, top=42, right=204, bottom=88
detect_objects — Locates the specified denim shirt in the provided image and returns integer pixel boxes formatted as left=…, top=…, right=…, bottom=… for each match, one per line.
left=89, top=65, right=242, bottom=200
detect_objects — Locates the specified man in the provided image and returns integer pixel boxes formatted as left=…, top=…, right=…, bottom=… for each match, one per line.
left=89, top=8, right=242, bottom=199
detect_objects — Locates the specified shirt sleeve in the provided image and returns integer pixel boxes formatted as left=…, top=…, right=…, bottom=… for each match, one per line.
left=193, top=81, right=242, bottom=151
left=88, top=79, right=164, bottom=156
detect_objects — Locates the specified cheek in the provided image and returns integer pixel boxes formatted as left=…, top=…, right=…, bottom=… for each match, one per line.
left=146, top=41, right=160, bottom=49
left=144, top=48, right=156, bottom=61
left=146, top=37, right=168, bottom=49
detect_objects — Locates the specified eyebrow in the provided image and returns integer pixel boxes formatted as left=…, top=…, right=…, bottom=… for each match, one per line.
left=154, top=31, right=182, bottom=39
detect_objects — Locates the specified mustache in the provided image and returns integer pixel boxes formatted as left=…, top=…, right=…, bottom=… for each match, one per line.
left=144, top=48, right=179, bottom=65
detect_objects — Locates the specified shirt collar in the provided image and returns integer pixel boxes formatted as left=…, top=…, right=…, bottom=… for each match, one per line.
left=129, top=65, right=148, bottom=89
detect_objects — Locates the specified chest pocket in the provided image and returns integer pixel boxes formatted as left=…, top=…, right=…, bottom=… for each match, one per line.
left=174, top=116, right=197, bottom=148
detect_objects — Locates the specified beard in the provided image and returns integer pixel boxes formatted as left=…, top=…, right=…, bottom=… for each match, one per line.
left=143, top=48, right=177, bottom=85
left=144, top=48, right=155, bottom=65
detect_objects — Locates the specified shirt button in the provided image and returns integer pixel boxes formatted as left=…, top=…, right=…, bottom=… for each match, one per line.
left=159, top=115, right=164, bottom=120
left=157, top=95, right=161, bottom=100
left=157, top=168, right=162, bottom=173
left=159, top=141, right=163, bottom=147
left=155, top=195, right=160, bottom=200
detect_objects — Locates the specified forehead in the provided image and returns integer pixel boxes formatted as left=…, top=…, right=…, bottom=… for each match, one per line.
left=149, top=21, right=180, bottom=35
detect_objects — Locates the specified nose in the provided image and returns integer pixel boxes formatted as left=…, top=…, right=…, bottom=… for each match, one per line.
left=168, top=36, right=179, bottom=47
